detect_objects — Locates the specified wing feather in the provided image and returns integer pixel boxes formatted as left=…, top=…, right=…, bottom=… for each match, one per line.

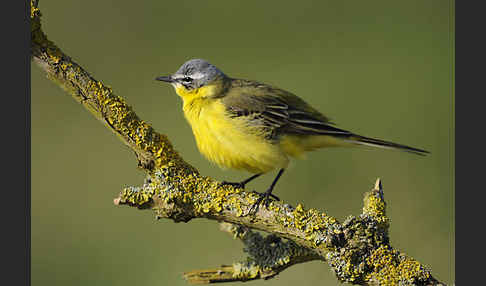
left=222, top=79, right=353, bottom=140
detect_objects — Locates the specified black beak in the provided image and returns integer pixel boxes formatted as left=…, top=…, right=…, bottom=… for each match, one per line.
left=155, top=75, right=174, bottom=83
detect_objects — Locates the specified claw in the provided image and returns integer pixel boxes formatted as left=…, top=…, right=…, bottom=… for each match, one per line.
left=245, top=190, right=280, bottom=216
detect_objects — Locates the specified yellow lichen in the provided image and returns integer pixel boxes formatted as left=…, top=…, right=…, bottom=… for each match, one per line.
left=363, top=191, right=388, bottom=225
left=31, top=1, right=40, bottom=19
left=33, top=6, right=440, bottom=283
left=366, top=245, right=430, bottom=286
left=232, top=263, right=261, bottom=279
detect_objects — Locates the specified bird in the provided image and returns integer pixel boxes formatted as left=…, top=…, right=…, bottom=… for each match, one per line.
left=155, top=59, right=428, bottom=213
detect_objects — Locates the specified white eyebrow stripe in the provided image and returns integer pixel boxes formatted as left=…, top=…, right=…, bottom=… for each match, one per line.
left=173, top=72, right=205, bottom=80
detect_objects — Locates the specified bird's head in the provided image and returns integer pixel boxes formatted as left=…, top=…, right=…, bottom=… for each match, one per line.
left=156, top=59, right=228, bottom=101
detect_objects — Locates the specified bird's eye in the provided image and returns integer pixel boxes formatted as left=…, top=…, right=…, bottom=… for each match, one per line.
left=182, top=77, right=193, bottom=83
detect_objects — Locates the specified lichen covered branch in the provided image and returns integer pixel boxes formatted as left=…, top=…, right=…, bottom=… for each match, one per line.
left=113, top=170, right=344, bottom=257
left=31, top=1, right=445, bottom=285
left=183, top=222, right=322, bottom=283
left=31, top=0, right=185, bottom=172
left=115, top=173, right=442, bottom=285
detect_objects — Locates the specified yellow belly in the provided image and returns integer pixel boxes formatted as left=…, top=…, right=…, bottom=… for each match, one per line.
left=183, top=99, right=289, bottom=174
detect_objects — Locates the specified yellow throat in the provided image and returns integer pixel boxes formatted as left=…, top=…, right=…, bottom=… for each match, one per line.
left=173, top=79, right=289, bottom=174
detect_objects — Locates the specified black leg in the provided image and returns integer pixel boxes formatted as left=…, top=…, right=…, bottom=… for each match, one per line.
left=221, top=173, right=262, bottom=189
left=247, top=169, right=285, bottom=215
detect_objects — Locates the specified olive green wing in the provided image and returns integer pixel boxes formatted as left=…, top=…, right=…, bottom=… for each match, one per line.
left=222, top=79, right=353, bottom=139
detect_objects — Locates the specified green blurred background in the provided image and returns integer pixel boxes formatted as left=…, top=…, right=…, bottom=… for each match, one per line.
left=31, top=0, right=454, bottom=285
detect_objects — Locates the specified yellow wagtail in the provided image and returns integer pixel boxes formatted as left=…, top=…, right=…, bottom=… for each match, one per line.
left=156, top=59, right=428, bottom=212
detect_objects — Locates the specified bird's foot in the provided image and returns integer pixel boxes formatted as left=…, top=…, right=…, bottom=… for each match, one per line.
left=246, top=189, right=280, bottom=216
left=220, top=181, right=246, bottom=189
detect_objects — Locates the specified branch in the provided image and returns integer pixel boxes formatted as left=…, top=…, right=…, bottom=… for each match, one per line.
left=183, top=222, right=322, bottom=283
left=30, top=1, right=446, bottom=285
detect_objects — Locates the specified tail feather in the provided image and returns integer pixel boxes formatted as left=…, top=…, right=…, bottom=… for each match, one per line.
left=346, top=135, right=430, bottom=156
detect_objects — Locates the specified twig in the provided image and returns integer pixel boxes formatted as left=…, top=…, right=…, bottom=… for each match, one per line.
left=30, top=1, right=445, bottom=284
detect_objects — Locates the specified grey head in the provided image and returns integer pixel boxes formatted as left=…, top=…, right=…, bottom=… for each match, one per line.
left=156, top=59, right=227, bottom=90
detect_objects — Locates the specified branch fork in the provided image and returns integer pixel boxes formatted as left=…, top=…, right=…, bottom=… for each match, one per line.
left=30, top=1, right=445, bottom=284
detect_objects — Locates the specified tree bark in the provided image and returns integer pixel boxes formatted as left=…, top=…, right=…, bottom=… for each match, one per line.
left=30, top=1, right=446, bottom=285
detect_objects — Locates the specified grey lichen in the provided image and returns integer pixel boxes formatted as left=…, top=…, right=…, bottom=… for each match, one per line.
left=216, top=223, right=322, bottom=281
left=31, top=2, right=446, bottom=284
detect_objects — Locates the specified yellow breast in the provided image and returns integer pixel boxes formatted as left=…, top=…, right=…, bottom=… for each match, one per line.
left=181, top=96, right=289, bottom=174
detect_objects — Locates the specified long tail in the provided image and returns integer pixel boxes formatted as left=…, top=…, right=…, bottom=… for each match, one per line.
left=345, top=135, right=430, bottom=156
